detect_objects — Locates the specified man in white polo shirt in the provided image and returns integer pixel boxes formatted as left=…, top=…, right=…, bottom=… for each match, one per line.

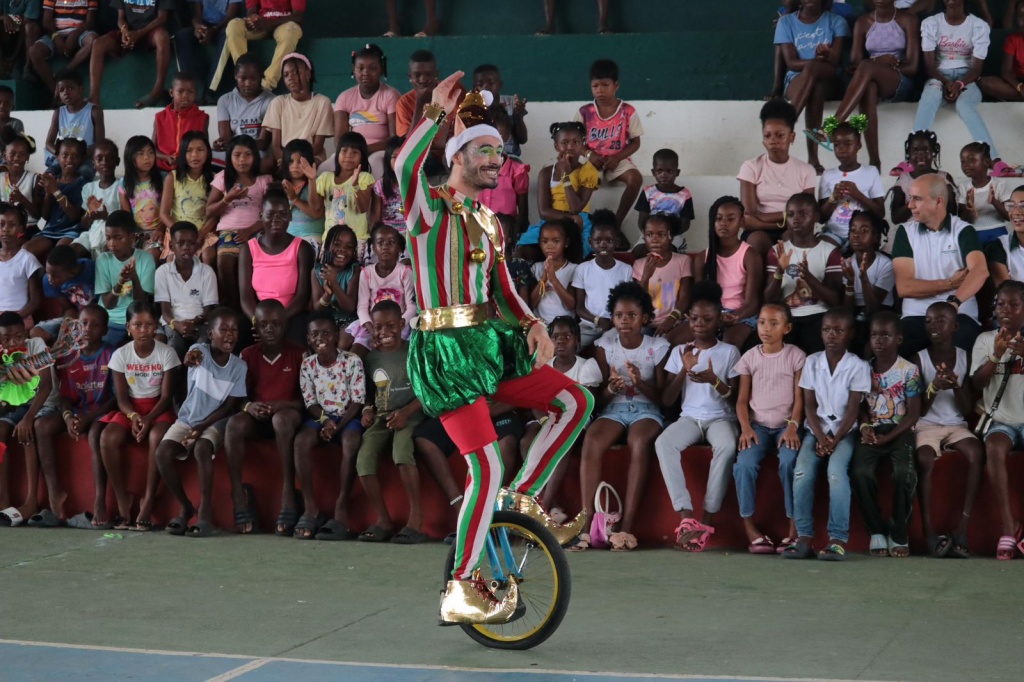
left=891, top=173, right=989, bottom=355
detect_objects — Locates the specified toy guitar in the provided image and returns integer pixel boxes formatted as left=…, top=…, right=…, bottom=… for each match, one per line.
left=0, top=318, right=85, bottom=408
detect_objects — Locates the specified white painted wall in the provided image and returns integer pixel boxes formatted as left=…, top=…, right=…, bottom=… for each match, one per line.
left=14, top=99, right=1024, bottom=251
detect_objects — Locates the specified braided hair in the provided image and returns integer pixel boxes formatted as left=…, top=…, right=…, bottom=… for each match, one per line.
left=703, top=195, right=745, bottom=284
left=351, top=43, right=387, bottom=78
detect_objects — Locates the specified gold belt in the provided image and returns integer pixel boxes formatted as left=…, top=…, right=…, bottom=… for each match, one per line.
left=418, top=303, right=489, bottom=332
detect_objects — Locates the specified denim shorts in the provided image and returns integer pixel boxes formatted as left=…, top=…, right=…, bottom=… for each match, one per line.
left=596, top=400, right=664, bottom=428
left=880, top=74, right=915, bottom=104
left=984, top=421, right=1024, bottom=448
left=1, top=404, right=58, bottom=426
left=817, top=228, right=849, bottom=252
left=722, top=307, right=757, bottom=330
left=36, top=30, right=98, bottom=55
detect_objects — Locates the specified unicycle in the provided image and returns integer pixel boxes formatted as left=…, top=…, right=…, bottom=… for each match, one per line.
left=442, top=510, right=572, bottom=650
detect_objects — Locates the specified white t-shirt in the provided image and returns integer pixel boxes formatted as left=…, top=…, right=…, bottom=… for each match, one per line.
left=571, top=259, right=633, bottom=321
left=108, top=341, right=181, bottom=399
left=531, top=261, right=578, bottom=324
left=154, top=258, right=220, bottom=323
left=595, top=330, right=670, bottom=407
left=665, top=340, right=741, bottom=422
left=75, top=179, right=123, bottom=256
left=818, top=165, right=885, bottom=240
left=922, top=13, right=990, bottom=70
left=918, top=347, right=969, bottom=427
left=849, top=253, right=895, bottom=307
left=799, top=350, right=871, bottom=435
left=548, top=355, right=602, bottom=387
left=0, top=171, right=40, bottom=227
left=956, top=179, right=1010, bottom=233
left=0, top=249, right=41, bottom=313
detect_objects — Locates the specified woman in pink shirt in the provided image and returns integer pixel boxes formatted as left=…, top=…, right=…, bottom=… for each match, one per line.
left=239, top=187, right=314, bottom=342
left=333, top=44, right=400, bottom=177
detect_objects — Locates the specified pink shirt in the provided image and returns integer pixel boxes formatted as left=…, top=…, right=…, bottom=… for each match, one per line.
left=479, top=157, right=530, bottom=217
left=734, top=343, right=807, bottom=429
left=717, top=241, right=750, bottom=311
left=574, top=101, right=643, bottom=158
left=631, top=252, right=692, bottom=325
left=356, top=262, right=416, bottom=327
left=249, top=237, right=302, bottom=309
left=211, top=173, right=272, bottom=231
left=333, top=84, right=401, bottom=147
left=736, top=154, right=816, bottom=216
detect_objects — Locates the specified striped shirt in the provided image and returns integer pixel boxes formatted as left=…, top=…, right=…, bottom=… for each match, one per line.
left=396, top=116, right=534, bottom=325
left=44, top=0, right=97, bottom=32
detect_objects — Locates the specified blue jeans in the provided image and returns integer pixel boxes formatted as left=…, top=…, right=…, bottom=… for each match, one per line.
left=913, top=66, right=998, bottom=158
left=733, top=423, right=799, bottom=519
left=174, top=26, right=228, bottom=91
left=792, top=431, right=857, bottom=542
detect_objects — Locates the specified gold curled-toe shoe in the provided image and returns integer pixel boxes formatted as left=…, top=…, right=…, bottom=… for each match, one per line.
left=497, top=488, right=587, bottom=547
left=439, top=577, right=520, bottom=624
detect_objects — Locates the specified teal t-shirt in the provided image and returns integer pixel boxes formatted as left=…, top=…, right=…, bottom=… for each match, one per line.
left=95, top=249, right=156, bottom=327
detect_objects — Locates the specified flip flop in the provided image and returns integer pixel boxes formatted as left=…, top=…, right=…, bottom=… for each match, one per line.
left=776, top=536, right=797, bottom=554
left=314, top=519, right=355, bottom=541
left=67, top=512, right=99, bottom=530
left=927, top=534, right=952, bottom=558
left=392, top=526, right=429, bottom=544
left=949, top=533, right=971, bottom=559
left=358, top=524, right=393, bottom=543
left=781, top=540, right=815, bottom=559
left=817, top=542, right=847, bottom=562
left=747, top=535, right=775, bottom=554
left=166, top=515, right=190, bottom=536
left=129, top=520, right=153, bottom=532
left=1, top=507, right=25, bottom=526
left=292, top=514, right=323, bottom=540
left=803, top=127, right=833, bottom=152
left=27, top=509, right=66, bottom=528
left=186, top=520, right=217, bottom=538
left=887, top=536, right=910, bottom=558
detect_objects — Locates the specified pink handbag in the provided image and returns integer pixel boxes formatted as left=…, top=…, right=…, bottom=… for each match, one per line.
left=589, top=481, right=622, bottom=549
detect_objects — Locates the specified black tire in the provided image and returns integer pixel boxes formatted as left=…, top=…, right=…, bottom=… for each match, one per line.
left=442, top=510, right=572, bottom=650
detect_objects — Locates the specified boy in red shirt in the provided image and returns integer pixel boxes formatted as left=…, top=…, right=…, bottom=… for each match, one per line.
left=573, top=58, right=644, bottom=227
left=224, top=299, right=305, bottom=534
left=152, top=71, right=210, bottom=172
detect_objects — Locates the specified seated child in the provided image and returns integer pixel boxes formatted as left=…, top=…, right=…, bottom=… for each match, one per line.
left=578, top=281, right=669, bottom=551
left=574, top=58, right=643, bottom=227
left=155, top=307, right=246, bottom=537
left=957, top=141, right=1011, bottom=245
left=72, top=140, right=120, bottom=259
left=915, top=301, right=982, bottom=558
left=159, top=131, right=218, bottom=264
left=27, top=136, right=88, bottom=262
left=154, top=222, right=218, bottom=358
left=850, top=312, right=922, bottom=558
left=87, top=0, right=173, bottom=108
left=817, top=122, right=885, bottom=249
left=783, top=308, right=870, bottom=561
left=43, top=71, right=102, bottom=179
left=31, top=244, right=95, bottom=345
left=311, top=224, right=360, bottom=333
left=293, top=313, right=365, bottom=540
left=97, top=301, right=179, bottom=530
left=842, top=211, right=894, bottom=351
left=0, top=85, right=24, bottom=135
left=213, top=53, right=274, bottom=173
left=733, top=303, right=806, bottom=554
left=472, top=63, right=528, bottom=157
left=35, top=305, right=115, bottom=526
left=632, top=213, right=693, bottom=336
left=348, top=224, right=413, bottom=354
left=153, top=72, right=210, bottom=173
left=225, top=299, right=305, bottom=535
left=0, top=311, right=57, bottom=525
left=765, top=193, right=842, bottom=354
left=530, top=219, right=581, bottom=325
left=519, top=316, right=601, bottom=522
left=118, top=135, right=164, bottom=261
left=632, top=148, right=693, bottom=257
left=654, top=282, right=741, bottom=552
left=572, top=220, right=632, bottom=346
left=369, top=137, right=407, bottom=235
left=971, top=280, right=1024, bottom=560
left=280, top=139, right=325, bottom=250
left=0, top=127, right=42, bottom=230
left=312, top=133, right=375, bottom=259
left=516, top=121, right=598, bottom=262
left=356, top=301, right=428, bottom=544
left=94, top=210, right=157, bottom=346
left=0, top=201, right=42, bottom=327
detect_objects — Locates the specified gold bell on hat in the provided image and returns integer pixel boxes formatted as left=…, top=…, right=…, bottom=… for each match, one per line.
left=470, top=248, right=487, bottom=263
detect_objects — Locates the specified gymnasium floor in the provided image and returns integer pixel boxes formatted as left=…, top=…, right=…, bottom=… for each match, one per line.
left=0, top=529, right=1020, bottom=681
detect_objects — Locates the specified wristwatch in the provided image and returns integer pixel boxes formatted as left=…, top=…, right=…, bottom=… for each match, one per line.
left=946, top=295, right=961, bottom=309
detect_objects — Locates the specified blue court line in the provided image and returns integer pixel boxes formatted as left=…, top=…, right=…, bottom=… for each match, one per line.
left=0, top=640, right=870, bottom=682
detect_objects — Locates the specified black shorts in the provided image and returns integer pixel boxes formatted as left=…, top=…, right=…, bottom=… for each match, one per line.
left=414, top=411, right=524, bottom=456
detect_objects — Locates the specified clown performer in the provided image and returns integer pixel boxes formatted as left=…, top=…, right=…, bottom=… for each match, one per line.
left=398, top=73, right=595, bottom=625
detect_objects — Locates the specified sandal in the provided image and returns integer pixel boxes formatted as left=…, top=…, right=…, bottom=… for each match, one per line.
left=887, top=536, right=910, bottom=558
left=674, top=518, right=714, bottom=552
left=747, top=535, right=776, bottom=555
left=996, top=535, right=1018, bottom=560
left=129, top=520, right=153, bottom=533
left=889, top=161, right=914, bottom=177
left=949, top=533, right=971, bottom=559
left=803, top=127, right=833, bottom=152
left=358, top=524, right=393, bottom=543
left=166, top=515, right=190, bottom=536
left=292, top=514, right=323, bottom=540
left=927, top=534, right=952, bottom=558
left=186, top=520, right=217, bottom=538
left=781, top=540, right=815, bottom=559
left=315, top=519, right=355, bottom=541
left=609, top=531, right=638, bottom=552
left=817, top=541, right=847, bottom=561
left=567, top=532, right=591, bottom=552
left=775, top=536, right=797, bottom=555
left=990, top=160, right=1021, bottom=178
left=234, top=483, right=259, bottom=534
left=391, top=526, right=429, bottom=544
left=869, top=534, right=889, bottom=557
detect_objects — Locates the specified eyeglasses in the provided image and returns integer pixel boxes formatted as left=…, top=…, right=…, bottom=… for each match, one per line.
left=1004, top=201, right=1024, bottom=214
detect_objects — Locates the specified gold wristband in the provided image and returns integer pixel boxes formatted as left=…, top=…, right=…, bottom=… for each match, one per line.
left=317, top=411, right=329, bottom=424
left=242, top=402, right=250, bottom=414
left=421, top=102, right=446, bottom=125
left=126, top=412, right=139, bottom=421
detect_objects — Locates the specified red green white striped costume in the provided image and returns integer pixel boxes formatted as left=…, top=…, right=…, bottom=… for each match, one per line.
left=398, top=116, right=594, bottom=580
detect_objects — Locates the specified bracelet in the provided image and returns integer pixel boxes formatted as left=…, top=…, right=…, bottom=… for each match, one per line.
left=859, top=423, right=872, bottom=432
left=773, top=270, right=784, bottom=281
left=126, top=412, right=139, bottom=421
left=242, top=402, right=250, bottom=414
left=361, top=405, right=374, bottom=412
left=421, top=102, right=446, bottom=125
left=668, top=309, right=681, bottom=320
left=712, top=377, right=722, bottom=391
left=316, top=411, right=329, bottom=424
left=784, top=418, right=798, bottom=428
left=925, top=382, right=938, bottom=400
left=62, top=410, right=73, bottom=420
left=52, top=190, right=64, bottom=200
left=955, top=80, right=967, bottom=91
left=989, top=353, right=1001, bottom=364
left=169, top=319, right=176, bottom=332
left=593, top=314, right=601, bottom=326
left=722, top=385, right=733, bottom=399
left=520, top=316, right=541, bottom=332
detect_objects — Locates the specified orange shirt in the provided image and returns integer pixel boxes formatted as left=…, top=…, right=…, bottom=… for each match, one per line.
left=394, top=84, right=466, bottom=138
